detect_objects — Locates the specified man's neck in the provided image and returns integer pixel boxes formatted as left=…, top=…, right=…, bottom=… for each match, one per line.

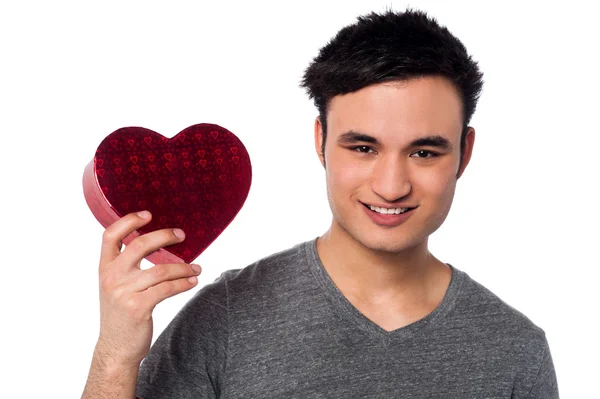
left=316, top=223, right=450, bottom=307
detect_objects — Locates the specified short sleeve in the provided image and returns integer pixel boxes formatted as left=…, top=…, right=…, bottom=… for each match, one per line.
left=525, top=334, right=559, bottom=399
left=135, top=272, right=231, bottom=399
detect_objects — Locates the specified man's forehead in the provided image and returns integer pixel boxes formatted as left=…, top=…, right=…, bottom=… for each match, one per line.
left=326, top=77, right=464, bottom=143
left=327, top=112, right=462, bottom=148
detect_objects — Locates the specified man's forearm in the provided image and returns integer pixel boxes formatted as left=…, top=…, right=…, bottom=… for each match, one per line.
left=81, top=351, right=139, bottom=399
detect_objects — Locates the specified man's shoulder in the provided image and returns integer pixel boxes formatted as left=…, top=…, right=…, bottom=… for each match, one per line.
left=221, top=239, right=310, bottom=285
left=191, top=238, right=313, bottom=308
left=453, top=267, right=547, bottom=342
left=449, top=269, right=557, bottom=395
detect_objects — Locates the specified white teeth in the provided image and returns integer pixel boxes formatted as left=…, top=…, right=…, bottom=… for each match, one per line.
left=368, top=205, right=409, bottom=215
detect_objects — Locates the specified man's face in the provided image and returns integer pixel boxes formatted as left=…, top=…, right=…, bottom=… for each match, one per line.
left=314, top=76, right=475, bottom=254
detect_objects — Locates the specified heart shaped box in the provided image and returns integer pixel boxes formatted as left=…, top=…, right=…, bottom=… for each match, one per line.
left=83, top=123, right=252, bottom=264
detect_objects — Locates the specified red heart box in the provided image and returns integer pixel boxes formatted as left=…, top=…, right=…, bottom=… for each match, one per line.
left=83, top=123, right=252, bottom=264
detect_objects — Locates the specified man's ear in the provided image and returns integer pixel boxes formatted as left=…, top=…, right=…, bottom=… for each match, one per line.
left=457, top=127, right=475, bottom=179
left=314, top=116, right=326, bottom=168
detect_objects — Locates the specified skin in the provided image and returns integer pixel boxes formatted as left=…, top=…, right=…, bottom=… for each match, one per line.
left=314, top=75, right=475, bottom=332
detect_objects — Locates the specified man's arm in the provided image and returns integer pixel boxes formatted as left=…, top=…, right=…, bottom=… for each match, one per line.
left=82, top=347, right=139, bottom=399
left=524, top=337, right=559, bottom=399
left=80, top=211, right=202, bottom=398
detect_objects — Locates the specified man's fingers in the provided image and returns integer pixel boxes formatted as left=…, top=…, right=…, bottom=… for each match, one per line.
left=130, top=263, right=202, bottom=292
left=118, top=228, right=186, bottom=268
left=139, top=275, right=200, bottom=308
left=100, top=211, right=152, bottom=265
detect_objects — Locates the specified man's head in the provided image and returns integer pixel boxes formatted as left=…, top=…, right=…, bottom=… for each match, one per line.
left=299, top=9, right=484, bottom=254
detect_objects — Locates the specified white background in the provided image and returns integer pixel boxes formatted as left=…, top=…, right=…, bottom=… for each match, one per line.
left=1, top=1, right=598, bottom=397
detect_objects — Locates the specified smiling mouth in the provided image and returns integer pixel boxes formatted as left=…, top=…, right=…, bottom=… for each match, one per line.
left=361, top=202, right=416, bottom=215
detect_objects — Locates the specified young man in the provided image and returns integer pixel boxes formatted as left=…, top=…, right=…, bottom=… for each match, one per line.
left=82, top=9, right=559, bottom=399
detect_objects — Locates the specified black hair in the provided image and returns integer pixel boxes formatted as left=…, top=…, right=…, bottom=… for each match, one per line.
left=300, top=8, right=484, bottom=172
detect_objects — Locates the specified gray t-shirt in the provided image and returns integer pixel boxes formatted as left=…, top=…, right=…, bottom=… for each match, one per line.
left=136, top=238, right=558, bottom=398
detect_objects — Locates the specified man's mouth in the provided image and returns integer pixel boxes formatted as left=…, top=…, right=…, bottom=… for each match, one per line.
left=361, top=202, right=416, bottom=215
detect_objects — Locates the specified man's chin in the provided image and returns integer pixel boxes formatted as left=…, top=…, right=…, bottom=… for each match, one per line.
left=351, top=232, right=425, bottom=256
left=331, top=217, right=428, bottom=255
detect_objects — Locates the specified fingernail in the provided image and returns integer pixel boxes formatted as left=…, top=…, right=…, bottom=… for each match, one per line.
left=191, top=264, right=201, bottom=273
left=137, top=210, right=150, bottom=219
left=188, top=276, right=198, bottom=284
left=173, top=228, right=185, bottom=239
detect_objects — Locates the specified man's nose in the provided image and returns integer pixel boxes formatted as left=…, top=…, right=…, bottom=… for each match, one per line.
left=370, top=155, right=411, bottom=202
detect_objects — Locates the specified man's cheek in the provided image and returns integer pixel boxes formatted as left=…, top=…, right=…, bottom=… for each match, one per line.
left=328, top=161, right=360, bottom=184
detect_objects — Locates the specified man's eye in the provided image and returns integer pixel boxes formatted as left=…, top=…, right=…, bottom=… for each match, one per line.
left=351, top=146, right=374, bottom=154
left=411, top=150, right=438, bottom=158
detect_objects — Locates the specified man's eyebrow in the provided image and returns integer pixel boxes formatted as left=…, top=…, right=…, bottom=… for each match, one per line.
left=409, top=135, right=453, bottom=150
left=337, top=130, right=379, bottom=145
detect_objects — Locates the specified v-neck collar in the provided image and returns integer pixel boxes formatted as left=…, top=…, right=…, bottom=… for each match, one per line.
left=304, top=237, right=465, bottom=341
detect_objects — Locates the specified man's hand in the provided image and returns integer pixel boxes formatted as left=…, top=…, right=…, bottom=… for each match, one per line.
left=94, top=210, right=202, bottom=370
